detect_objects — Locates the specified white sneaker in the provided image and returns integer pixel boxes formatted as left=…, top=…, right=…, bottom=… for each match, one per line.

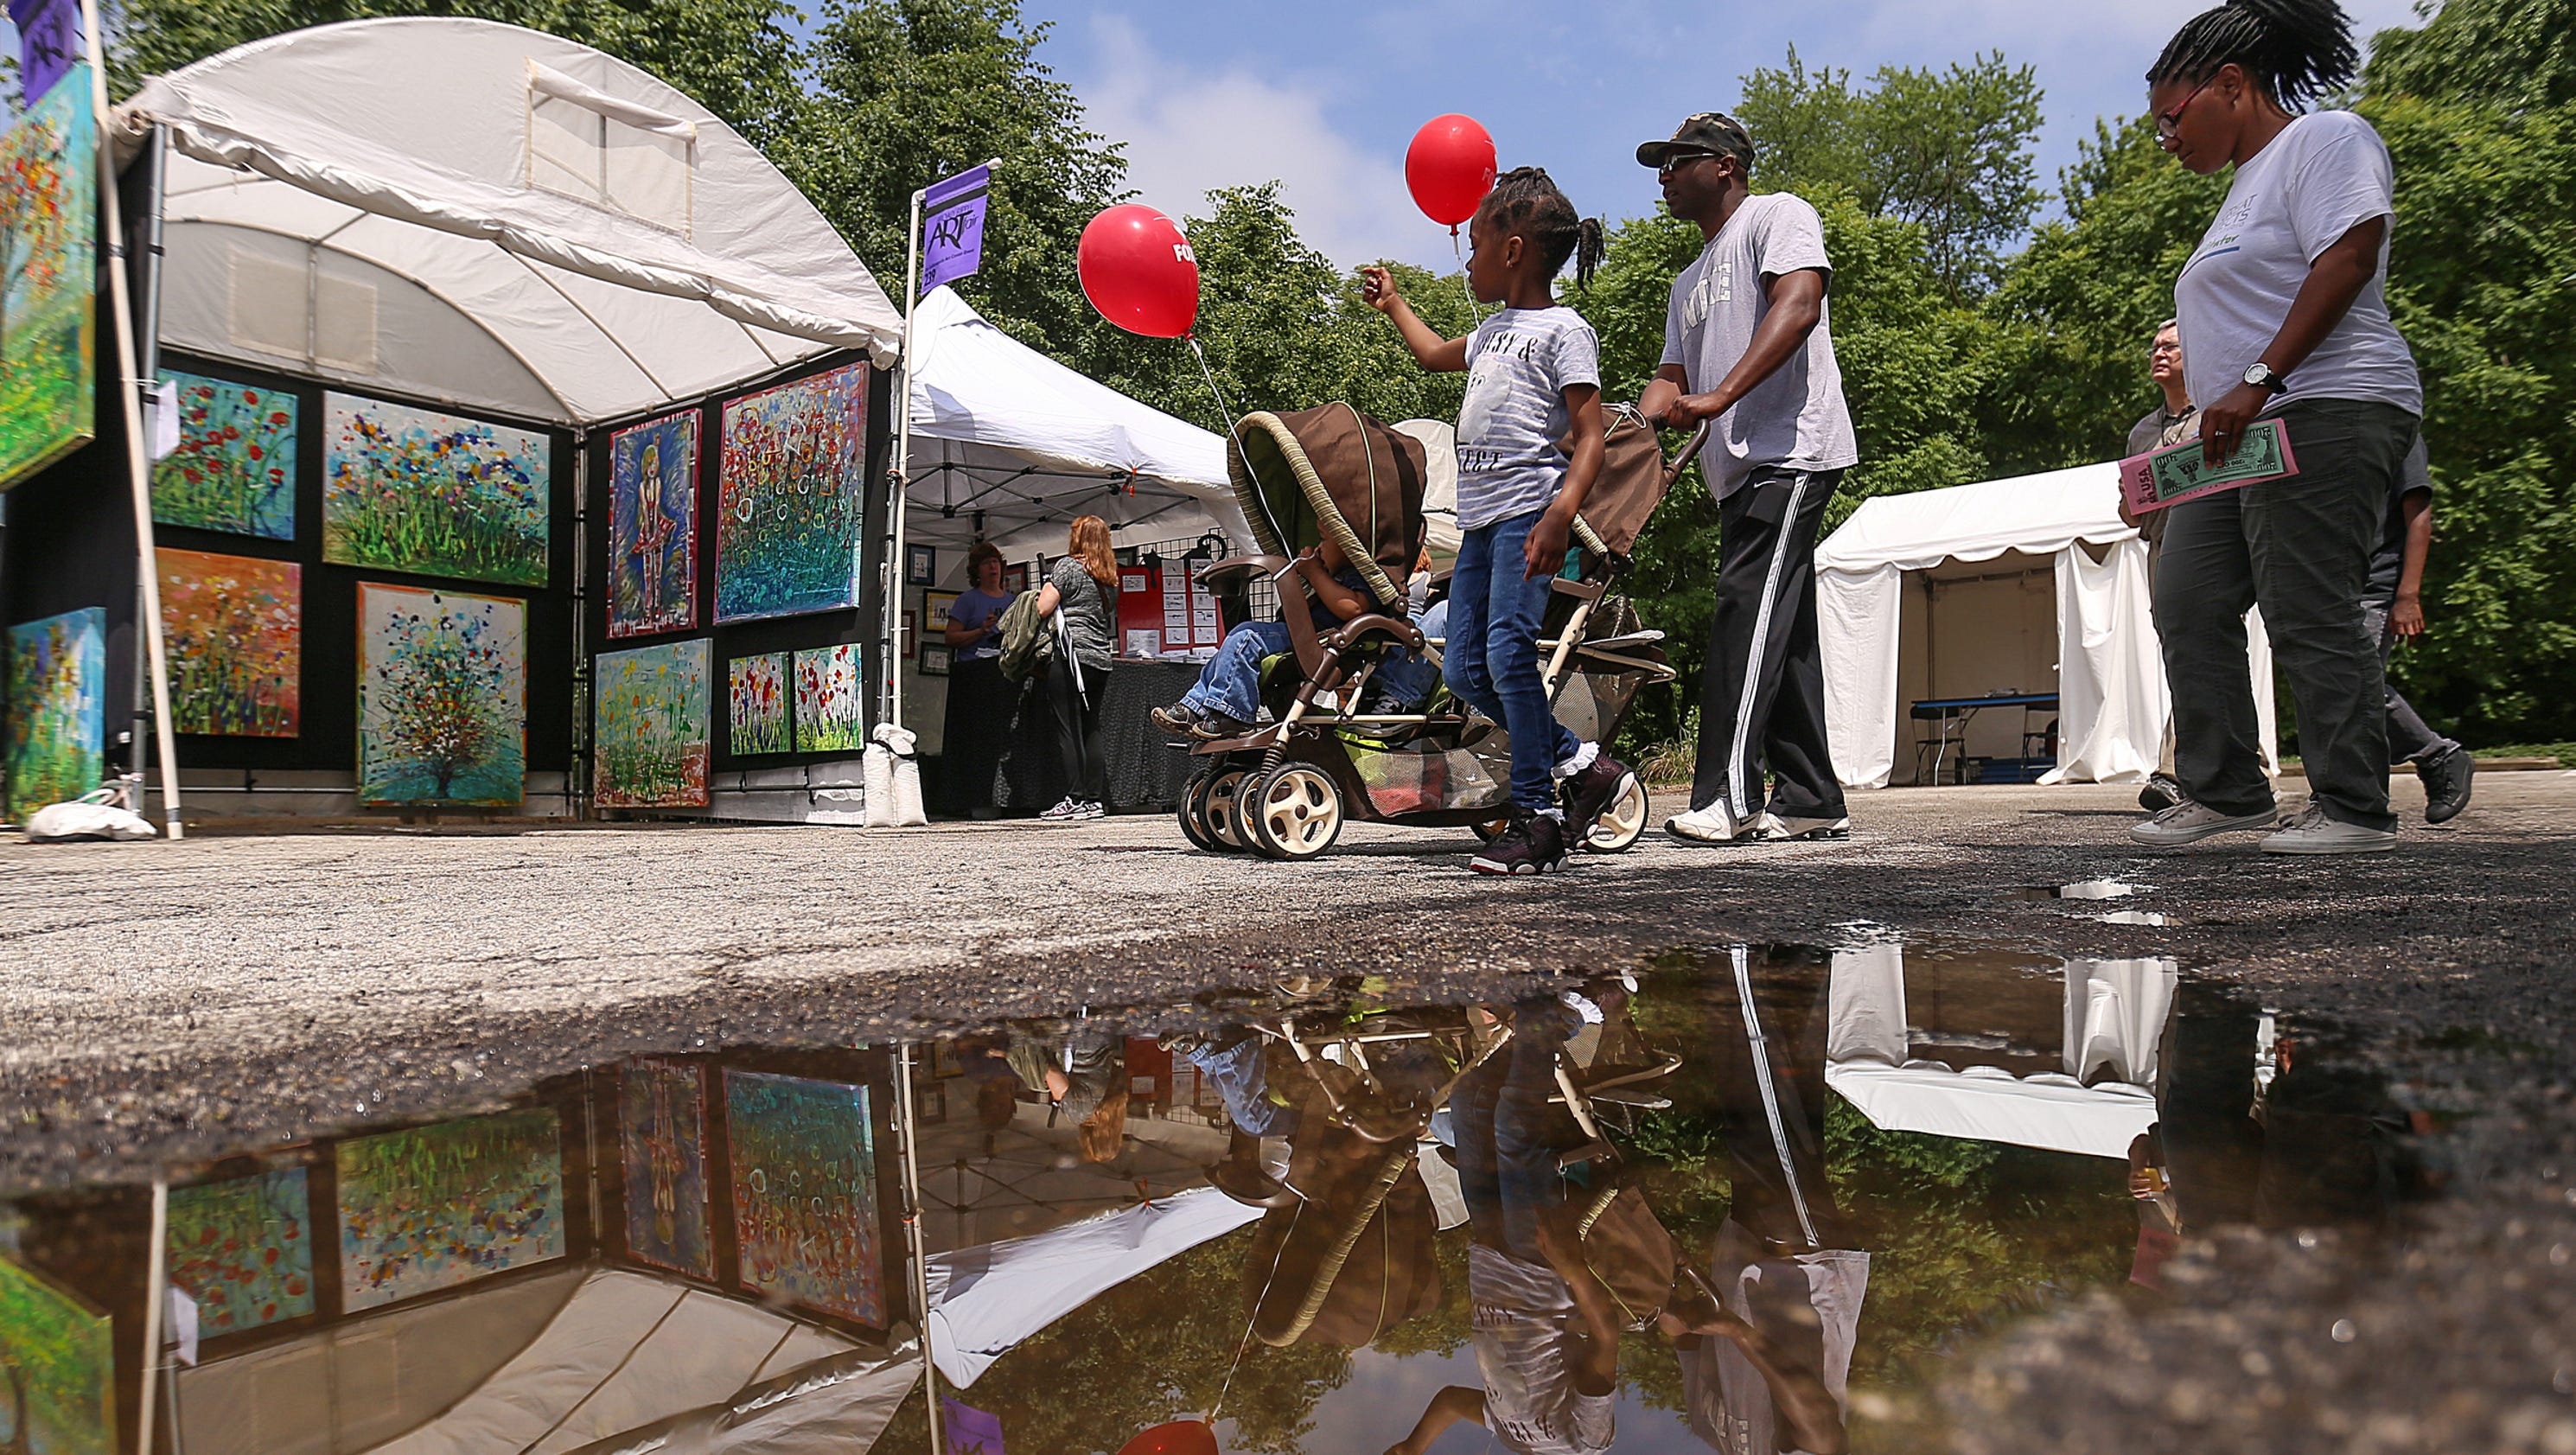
left=1074, top=801, right=1107, bottom=820
left=1664, top=802, right=1757, bottom=844
left=1039, top=796, right=1084, bottom=821
left=1761, top=813, right=1852, bottom=841
left=2129, top=801, right=2277, bottom=846
left=2260, top=803, right=2396, bottom=855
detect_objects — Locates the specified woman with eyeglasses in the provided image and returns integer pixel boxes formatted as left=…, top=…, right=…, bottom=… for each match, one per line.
left=2131, top=0, right=2422, bottom=858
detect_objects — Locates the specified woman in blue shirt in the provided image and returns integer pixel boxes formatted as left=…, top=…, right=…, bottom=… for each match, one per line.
left=943, top=542, right=1017, bottom=818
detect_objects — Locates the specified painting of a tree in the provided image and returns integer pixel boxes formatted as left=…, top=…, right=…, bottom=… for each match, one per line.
left=356, top=584, right=524, bottom=807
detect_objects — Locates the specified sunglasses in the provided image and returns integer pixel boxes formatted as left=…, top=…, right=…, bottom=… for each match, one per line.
left=2155, top=73, right=2218, bottom=147
left=1660, top=150, right=1730, bottom=179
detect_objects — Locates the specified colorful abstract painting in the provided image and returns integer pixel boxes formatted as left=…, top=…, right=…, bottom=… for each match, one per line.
left=356, top=584, right=525, bottom=807
left=0, top=66, right=97, bottom=493
left=166, top=1168, right=316, bottom=1335
left=0, top=1257, right=114, bottom=1455
left=607, top=412, right=698, bottom=637
left=728, top=652, right=789, bottom=756
left=159, top=549, right=300, bottom=738
left=714, top=363, right=869, bottom=622
left=619, top=1061, right=713, bottom=1280
left=724, top=1071, right=883, bottom=1326
left=324, top=392, right=550, bottom=586
left=595, top=638, right=709, bottom=808
left=5, top=607, right=105, bottom=822
left=335, top=1108, right=566, bottom=1312
left=151, top=373, right=296, bottom=539
left=792, top=643, right=863, bottom=753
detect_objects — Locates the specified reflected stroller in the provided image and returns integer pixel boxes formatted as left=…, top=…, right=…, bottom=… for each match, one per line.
left=1175, top=403, right=1696, bottom=861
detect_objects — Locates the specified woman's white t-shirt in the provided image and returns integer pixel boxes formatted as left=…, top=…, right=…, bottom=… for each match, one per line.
left=2175, top=108, right=2421, bottom=416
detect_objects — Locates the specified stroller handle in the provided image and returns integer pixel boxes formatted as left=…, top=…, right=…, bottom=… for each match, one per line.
left=1661, top=419, right=1713, bottom=487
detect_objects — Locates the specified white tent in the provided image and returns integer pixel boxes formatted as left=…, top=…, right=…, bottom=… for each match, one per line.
left=118, top=18, right=902, bottom=426
left=1816, top=461, right=2276, bottom=788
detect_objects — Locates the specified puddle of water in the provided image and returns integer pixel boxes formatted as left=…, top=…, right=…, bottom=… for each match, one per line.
left=0, top=942, right=2429, bottom=1455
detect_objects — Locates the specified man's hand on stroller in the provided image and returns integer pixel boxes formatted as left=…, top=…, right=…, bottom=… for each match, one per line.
left=1524, top=504, right=1576, bottom=580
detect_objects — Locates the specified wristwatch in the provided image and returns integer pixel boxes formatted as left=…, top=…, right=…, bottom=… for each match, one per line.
left=2242, top=361, right=2288, bottom=393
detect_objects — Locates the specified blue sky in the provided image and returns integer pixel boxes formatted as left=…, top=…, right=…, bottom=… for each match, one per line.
left=1018, top=0, right=2426, bottom=268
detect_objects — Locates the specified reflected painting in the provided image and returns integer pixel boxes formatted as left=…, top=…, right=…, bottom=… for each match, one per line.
left=714, top=363, right=868, bottom=622
left=594, top=638, right=710, bottom=808
left=792, top=643, right=862, bottom=753
left=724, top=1071, right=883, bottom=1325
left=619, top=1061, right=714, bottom=1280
left=159, top=548, right=300, bottom=737
left=166, top=1167, right=316, bottom=1335
left=728, top=651, right=789, bottom=756
left=0, top=67, right=97, bottom=492
left=150, top=373, right=296, bottom=539
left=606, top=412, right=698, bottom=637
left=4, top=607, right=105, bottom=822
left=356, top=584, right=525, bottom=807
left=335, top=1108, right=566, bottom=1312
left=0, top=1256, right=114, bottom=1455
left=324, top=392, right=550, bottom=586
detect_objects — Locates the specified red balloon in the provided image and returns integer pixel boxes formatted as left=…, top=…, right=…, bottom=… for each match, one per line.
left=1406, top=114, right=1497, bottom=228
left=1118, top=1420, right=1218, bottom=1455
left=1079, top=204, right=1201, bottom=338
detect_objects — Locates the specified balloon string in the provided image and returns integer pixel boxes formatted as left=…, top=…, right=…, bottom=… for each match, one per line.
left=1190, top=334, right=1285, bottom=546
left=1451, top=226, right=1480, bottom=322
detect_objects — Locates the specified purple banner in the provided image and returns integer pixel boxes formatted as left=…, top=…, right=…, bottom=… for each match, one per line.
left=9, top=0, right=80, bottom=106
left=919, top=163, right=989, bottom=297
left=941, top=1398, right=1005, bottom=1455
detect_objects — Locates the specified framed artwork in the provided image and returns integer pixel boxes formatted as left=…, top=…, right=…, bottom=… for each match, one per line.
left=594, top=638, right=711, bottom=808
left=0, top=67, right=98, bottom=491
left=724, top=1070, right=884, bottom=1326
left=5, top=606, right=106, bottom=822
left=714, top=362, right=870, bottom=622
left=904, top=543, right=936, bottom=587
left=792, top=643, right=863, bottom=753
left=1003, top=563, right=1030, bottom=595
left=619, top=1061, right=714, bottom=1280
left=356, top=584, right=526, bottom=807
left=902, top=609, right=916, bottom=659
left=323, top=392, right=551, bottom=586
left=167, top=1167, right=316, bottom=1335
left=150, top=372, right=296, bottom=539
left=728, top=652, right=791, bottom=756
left=0, top=1256, right=113, bottom=1455
left=159, top=548, right=300, bottom=738
left=923, top=590, right=960, bottom=632
left=918, top=644, right=952, bottom=678
left=335, top=1108, right=566, bottom=1311
left=606, top=411, right=699, bottom=638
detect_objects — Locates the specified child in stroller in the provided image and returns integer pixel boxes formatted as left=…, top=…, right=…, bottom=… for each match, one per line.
left=1151, top=532, right=1438, bottom=741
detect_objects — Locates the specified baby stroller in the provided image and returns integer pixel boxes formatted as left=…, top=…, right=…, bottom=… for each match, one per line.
left=1176, top=403, right=1698, bottom=861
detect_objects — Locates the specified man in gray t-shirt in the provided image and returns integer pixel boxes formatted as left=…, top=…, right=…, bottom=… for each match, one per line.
left=1636, top=113, right=1857, bottom=846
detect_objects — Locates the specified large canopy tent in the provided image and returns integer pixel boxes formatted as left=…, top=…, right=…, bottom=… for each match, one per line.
left=1815, top=461, right=2277, bottom=788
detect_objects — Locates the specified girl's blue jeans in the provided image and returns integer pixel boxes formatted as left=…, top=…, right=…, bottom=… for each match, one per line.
left=1448, top=510, right=1580, bottom=813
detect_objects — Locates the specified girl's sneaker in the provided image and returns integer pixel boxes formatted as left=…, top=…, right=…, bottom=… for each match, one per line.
left=1472, top=814, right=1567, bottom=875
left=1039, top=796, right=1085, bottom=820
left=1559, top=754, right=1635, bottom=845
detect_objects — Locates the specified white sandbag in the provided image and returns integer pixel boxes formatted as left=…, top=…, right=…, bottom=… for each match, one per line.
left=862, top=743, right=898, bottom=828
left=26, top=790, right=159, bottom=842
left=872, top=724, right=927, bottom=826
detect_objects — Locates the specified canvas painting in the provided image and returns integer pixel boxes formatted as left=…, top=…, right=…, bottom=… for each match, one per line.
left=324, top=392, right=550, bottom=586
left=151, top=373, right=296, bottom=539
left=594, top=638, right=710, bottom=808
left=728, top=652, right=789, bottom=756
left=356, top=584, right=525, bottom=807
left=5, top=607, right=105, bottom=822
left=159, top=549, right=300, bottom=738
left=0, top=66, right=97, bottom=493
left=0, top=1256, right=114, bottom=1455
left=607, top=412, right=698, bottom=637
left=167, top=1167, right=316, bottom=1335
left=619, top=1061, right=714, bottom=1280
left=714, top=363, right=869, bottom=622
left=792, top=643, right=862, bottom=753
left=336, top=1108, right=566, bottom=1312
left=724, top=1071, right=884, bottom=1326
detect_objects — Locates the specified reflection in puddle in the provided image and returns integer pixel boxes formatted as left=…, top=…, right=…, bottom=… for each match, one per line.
left=0, top=945, right=2428, bottom=1455
left=2010, top=877, right=2142, bottom=901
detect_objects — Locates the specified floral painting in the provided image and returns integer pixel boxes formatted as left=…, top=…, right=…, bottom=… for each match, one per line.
left=324, top=392, right=550, bottom=586
left=607, top=412, right=698, bottom=637
left=6, top=607, right=105, bottom=822
left=714, top=363, right=869, bottom=622
left=724, top=1071, right=883, bottom=1326
left=793, top=642, right=862, bottom=753
left=0, top=1255, right=114, bottom=1455
left=159, top=549, right=300, bottom=737
left=335, top=1108, right=566, bottom=1312
left=151, top=373, right=296, bottom=539
left=594, top=638, right=709, bottom=808
left=0, top=67, right=96, bottom=492
left=166, top=1168, right=316, bottom=1336
left=356, top=584, right=525, bottom=807
left=728, top=651, right=789, bottom=756
left=619, top=1061, right=713, bottom=1280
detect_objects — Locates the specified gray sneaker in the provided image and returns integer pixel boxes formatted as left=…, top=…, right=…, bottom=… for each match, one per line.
left=2260, top=803, right=2396, bottom=855
left=2417, top=746, right=2474, bottom=825
left=2129, top=801, right=2278, bottom=846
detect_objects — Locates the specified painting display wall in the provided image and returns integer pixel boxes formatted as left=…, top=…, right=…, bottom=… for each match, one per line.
left=335, top=1108, right=567, bottom=1312
left=594, top=638, right=710, bottom=808
left=151, top=373, right=297, bottom=539
left=0, top=1256, right=114, bottom=1455
left=324, top=393, right=550, bottom=587
left=166, top=1168, right=316, bottom=1335
left=0, top=66, right=97, bottom=492
left=724, top=1071, right=884, bottom=1326
left=158, top=549, right=301, bottom=738
left=618, top=1061, right=715, bottom=1280
left=728, top=652, right=789, bottom=756
left=714, top=363, right=869, bottom=622
left=5, top=607, right=105, bottom=821
left=791, top=643, right=862, bottom=753
left=356, top=584, right=526, bottom=807
left=606, top=412, right=699, bottom=637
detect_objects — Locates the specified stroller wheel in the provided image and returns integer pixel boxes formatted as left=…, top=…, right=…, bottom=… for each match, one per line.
left=1584, top=773, right=1651, bottom=853
left=1244, top=763, right=1345, bottom=860
left=1201, top=767, right=1253, bottom=852
left=1179, top=771, right=1223, bottom=852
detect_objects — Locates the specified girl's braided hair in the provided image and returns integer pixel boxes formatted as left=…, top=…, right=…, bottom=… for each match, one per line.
left=1473, top=167, right=1608, bottom=290
left=2146, top=0, right=2359, bottom=109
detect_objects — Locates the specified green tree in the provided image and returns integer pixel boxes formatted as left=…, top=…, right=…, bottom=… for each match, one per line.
left=2366, top=0, right=2576, bottom=112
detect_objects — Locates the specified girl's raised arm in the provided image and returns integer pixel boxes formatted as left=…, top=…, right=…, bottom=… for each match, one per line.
left=1360, top=266, right=1468, bottom=373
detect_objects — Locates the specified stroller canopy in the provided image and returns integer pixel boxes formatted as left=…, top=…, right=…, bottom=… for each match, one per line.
left=1226, top=405, right=1427, bottom=610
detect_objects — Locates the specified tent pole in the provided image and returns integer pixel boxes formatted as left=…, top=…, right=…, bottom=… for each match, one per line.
left=85, top=0, right=186, bottom=839
left=883, top=184, right=925, bottom=735
left=894, top=1043, right=946, bottom=1455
